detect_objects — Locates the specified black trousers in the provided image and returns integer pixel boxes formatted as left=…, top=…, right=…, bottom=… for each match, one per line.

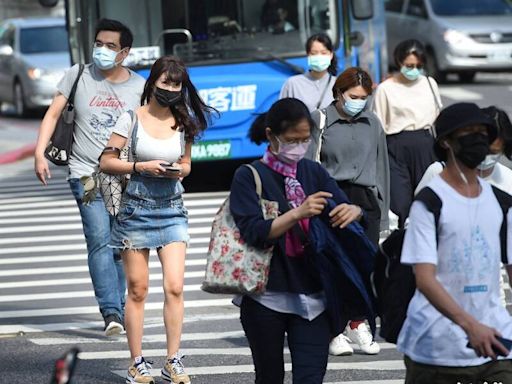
left=337, top=181, right=381, bottom=247
left=386, top=130, right=435, bottom=228
left=240, top=297, right=331, bottom=384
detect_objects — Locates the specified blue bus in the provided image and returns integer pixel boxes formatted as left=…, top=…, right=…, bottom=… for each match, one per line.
left=40, top=0, right=387, bottom=163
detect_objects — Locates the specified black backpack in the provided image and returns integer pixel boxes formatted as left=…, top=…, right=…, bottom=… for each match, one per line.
left=373, top=185, right=512, bottom=344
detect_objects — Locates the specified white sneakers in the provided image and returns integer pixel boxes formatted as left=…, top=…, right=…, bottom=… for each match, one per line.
left=329, top=333, right=354, bottom=356
left=329, top=323, right=381, bottom=356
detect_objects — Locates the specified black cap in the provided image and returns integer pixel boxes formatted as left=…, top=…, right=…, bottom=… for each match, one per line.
left=433, top=102, right=497, bottom=161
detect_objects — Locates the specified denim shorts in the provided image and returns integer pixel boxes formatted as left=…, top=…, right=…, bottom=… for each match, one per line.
left=110, top=174, right=189, bottom=250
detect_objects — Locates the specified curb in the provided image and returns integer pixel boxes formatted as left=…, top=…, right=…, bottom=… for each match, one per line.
left=0, top=143, right=36, bottom=165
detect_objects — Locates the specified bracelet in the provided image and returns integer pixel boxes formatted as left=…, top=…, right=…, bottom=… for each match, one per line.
left=132, top=161, right=137, bottom=174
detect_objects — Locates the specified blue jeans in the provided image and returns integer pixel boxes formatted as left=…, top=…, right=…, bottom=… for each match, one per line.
left=69, top=178, right=126, bottom=320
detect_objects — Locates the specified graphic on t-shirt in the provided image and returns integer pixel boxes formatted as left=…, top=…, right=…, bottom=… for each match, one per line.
left=90, top=111, right=118, bottom=143
left=447, top=225, right=493, bottom=290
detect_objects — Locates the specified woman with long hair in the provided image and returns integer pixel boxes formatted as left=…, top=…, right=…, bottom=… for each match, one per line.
left=100, top=55, right=215, bottom=384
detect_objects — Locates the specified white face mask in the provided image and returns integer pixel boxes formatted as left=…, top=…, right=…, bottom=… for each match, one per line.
left=477, top=153, right=501, bottom=171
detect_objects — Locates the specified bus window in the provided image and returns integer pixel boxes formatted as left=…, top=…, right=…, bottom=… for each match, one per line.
left=94, top=0, right=338, bottom=67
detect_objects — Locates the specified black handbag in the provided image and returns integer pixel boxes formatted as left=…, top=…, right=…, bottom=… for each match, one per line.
left=44, top=64, right=85, bottom=166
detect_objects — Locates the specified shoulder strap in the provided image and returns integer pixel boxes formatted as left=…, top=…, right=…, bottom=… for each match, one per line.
left=491, top=185, right=512, bottom=264
left=426, top=76, right=441, bottom=112
left=126, top=110, right=139, bottom=161
left=414, top=186, right=443, bottom=243
left=68, top=64, right=84, bottom=106
left=244, top=164, right=262, bottom=199
left=314, top=108, right=327, bottom=163
left=316, top=74, right=332, bottom=110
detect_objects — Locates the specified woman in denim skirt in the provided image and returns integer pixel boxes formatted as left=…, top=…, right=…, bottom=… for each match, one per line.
left=100, top=56, right=215, bottom=384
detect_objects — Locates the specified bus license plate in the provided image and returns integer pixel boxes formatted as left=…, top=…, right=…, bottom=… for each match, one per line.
left=192, top=140, right=232, bottom=161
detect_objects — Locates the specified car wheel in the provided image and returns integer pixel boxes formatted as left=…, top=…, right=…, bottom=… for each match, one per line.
left=425, top=50, right=446, bottom=83
left=458, top=72, right=476, bottom=83
left=13, top=81, right=27, bottom=117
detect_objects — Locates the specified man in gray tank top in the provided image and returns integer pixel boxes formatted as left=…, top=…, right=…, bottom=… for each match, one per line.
left=34, top=19, right=145, bottom=335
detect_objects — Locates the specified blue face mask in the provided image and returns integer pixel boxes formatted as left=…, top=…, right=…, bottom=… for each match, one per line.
left=400, top=66, right=422, bottom=81
left=307, top=54, right=331, bottom=72
left=92, top=46, right=124, bottom=70
left=342, top=95, right=367, bottom=116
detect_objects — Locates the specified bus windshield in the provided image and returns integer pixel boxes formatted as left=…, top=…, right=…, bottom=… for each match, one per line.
left=89, top=0, right=337, bottom=67
left=430, top=0, right=512, bottom=16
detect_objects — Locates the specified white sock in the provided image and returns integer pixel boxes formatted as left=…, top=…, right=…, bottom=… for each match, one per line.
left=134, top=355, right=143, bottom=365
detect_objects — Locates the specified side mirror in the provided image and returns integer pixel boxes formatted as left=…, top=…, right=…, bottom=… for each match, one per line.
left=350, top=31, right=365, bottom=47
left=0, top=45, right=13, bottom=55
left=38, top=0, right=59, bottom=7
left=351, top=0, right=374, bottom=20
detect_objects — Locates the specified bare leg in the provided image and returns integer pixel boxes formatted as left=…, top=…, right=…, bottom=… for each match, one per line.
left=122, top=248, right=150, bottom=359
left=158, top=242, right=187, bottom=357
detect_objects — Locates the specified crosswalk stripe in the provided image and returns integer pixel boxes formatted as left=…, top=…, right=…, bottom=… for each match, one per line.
left=0, top=312, right=240, bottom=334
left=0, top=298, right=233, bottom=319
left=0, top=270, right=204, bottom=289
left=0, top=206, right=218, bottom=218
left=438, top=87, right=482, bottom=101
left=112, top=361, right=405, bottom=377
left=0, top=197, right=226, bottom=211
left=0, top=224, right=213, bottom=235
left=0, top=234, right=211, bottom=246
left=0, top=283, right=204, bottom=302
left=0, top=259, right=207, bottom=277
left=0, top=247, right=208, bottom=265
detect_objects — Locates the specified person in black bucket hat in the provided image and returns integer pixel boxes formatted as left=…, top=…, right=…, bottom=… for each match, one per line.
left=397, top=102, right=512, bottom=384
left=433, top=102, right=497, bottom=167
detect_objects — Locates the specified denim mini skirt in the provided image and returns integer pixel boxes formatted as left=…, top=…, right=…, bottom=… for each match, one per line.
left=110, top=174, right=189, bottom=250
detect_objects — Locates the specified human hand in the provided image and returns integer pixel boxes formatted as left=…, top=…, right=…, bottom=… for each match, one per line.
left=137, top=160, right=168, bottom=176
left=295, top=191, right=332, bottom=219
left=466, top=321, right=508, bottom=360
left=34, top=154, right=51, bottom=185
left=329, top=203, right=362, bottom=228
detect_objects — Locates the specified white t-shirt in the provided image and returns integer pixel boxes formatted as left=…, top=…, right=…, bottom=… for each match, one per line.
left=113, top=111, right=184, bottom=163
left=372, top=75, right=442, bottom=135
left=415, top=162, right=512, bottom=195
left=397, top=176, right=512, bottom=366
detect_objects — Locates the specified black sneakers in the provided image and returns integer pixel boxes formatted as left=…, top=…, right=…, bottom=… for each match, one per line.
left=103, top=314, right=124, bottom=336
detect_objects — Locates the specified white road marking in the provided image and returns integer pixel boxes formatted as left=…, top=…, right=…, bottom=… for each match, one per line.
left=0, top=312, right=239, bottom=334
left=112, top=360, right=405, bottom=377
left=438, top=87, right=482, bottom=101
left=0, top=298, right=233, bottom=319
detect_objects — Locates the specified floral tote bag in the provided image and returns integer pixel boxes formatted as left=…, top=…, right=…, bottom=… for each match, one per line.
left=201, top=164, right=279, bottom=294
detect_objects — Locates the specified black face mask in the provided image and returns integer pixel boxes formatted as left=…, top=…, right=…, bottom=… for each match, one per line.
left=454, top=132, right=489, bottom=169
left=153, top=87, right=182, bottom=107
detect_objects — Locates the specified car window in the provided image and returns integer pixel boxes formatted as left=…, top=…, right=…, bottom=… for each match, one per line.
left=384, top=0, right=405, bottom=13
left=406, top=0, right=428, bottom=18
left=430, top=0, right=512, bottom=16
left=19, top=25, right=68, bottom=54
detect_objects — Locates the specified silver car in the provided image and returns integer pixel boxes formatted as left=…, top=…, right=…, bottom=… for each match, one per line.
left=385, top=0, right=512, bottom=82
left=0, top=17, right=70, bottom=116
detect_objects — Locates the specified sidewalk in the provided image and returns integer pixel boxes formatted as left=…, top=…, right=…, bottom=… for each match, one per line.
left=0, top=115, right=40, bottom=165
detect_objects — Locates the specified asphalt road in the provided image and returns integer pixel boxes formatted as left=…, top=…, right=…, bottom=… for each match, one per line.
left=0, top=73, right=511, bottom=383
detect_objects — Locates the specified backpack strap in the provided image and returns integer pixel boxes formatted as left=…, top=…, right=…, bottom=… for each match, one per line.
left=314, top=108, right=327, bottom=163
left=414, top=186, right=443, bottom=243
left=490, top=185, right=512, bottom=264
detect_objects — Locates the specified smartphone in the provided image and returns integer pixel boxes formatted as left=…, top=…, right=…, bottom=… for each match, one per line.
left=467, top=336, right=512, bottom=356
left=160, top=163, right=181, bottom=173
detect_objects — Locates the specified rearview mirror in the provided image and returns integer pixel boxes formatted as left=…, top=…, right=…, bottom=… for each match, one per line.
left=351, top=0, right=374, bottom=20
left=38, top=0, right=59, bottom=7
left=0, top=45, right=13, bottom=56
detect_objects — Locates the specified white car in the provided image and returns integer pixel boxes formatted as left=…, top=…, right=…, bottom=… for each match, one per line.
left=385, top=0, right=512, bottom=82
left=0, top=17, right=70, bottom=116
